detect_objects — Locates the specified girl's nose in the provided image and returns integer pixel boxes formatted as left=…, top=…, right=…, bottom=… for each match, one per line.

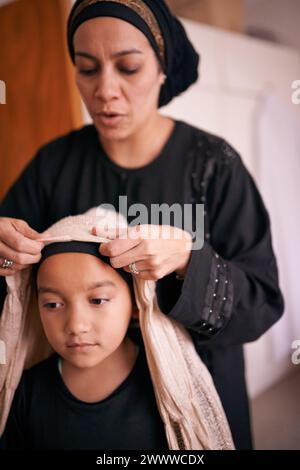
left=64, top=306, right=90, bottom=336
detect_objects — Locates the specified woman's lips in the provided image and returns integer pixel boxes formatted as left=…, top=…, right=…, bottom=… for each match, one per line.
left=95, top=113, right=125, bottom=127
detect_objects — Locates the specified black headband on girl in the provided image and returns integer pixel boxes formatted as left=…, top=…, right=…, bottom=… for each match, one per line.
left=34, top=241, right=134, bottom=298
left=67, top=0, right=200, bottom=107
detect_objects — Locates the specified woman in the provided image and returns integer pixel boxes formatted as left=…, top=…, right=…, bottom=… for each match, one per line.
left=0, top=0, right=284, bottom=449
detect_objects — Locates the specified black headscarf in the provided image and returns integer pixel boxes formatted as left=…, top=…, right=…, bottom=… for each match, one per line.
left=67, top=0, right=200, bottom=107
left=34, top=241, right=134, bottom=298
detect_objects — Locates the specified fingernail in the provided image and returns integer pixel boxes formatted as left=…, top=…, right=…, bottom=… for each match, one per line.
left=99, top=244, right=106, bottom=255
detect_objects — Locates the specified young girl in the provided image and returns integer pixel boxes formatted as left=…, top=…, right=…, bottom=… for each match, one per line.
left=1, top=239, right=168, bottom=449
left=0, top=208, right=234, bottom=450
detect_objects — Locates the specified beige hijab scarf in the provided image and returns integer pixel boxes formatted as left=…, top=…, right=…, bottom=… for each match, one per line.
left=0, top=207, right=234, bottom=450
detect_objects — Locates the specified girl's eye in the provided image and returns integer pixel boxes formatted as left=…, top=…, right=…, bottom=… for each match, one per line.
left=90, top=298, right=108, bottom=306
left=43, top=302, right=63, bottom=309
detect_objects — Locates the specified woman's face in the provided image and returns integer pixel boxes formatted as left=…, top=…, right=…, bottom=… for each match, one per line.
left=73, top=17, right=165, bottom=140
left=37, top=252, right=133, bottom=370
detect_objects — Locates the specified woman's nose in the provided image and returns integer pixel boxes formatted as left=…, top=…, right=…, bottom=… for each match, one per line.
left=94, top=69, right=120, bottom=102
left=64, top=306, right=90, bottom=336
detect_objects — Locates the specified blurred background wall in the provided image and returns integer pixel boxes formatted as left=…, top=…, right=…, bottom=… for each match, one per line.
left=0, top=0, right=299, bottom=449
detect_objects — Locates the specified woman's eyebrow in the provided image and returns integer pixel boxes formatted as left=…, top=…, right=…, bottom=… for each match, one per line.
left=74, top=48, right=143, bottom=61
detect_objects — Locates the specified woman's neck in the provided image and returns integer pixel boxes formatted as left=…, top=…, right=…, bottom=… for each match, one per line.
left=61, top=337, right=138, bottom=403
left=99, top=114, right=175, bottom=169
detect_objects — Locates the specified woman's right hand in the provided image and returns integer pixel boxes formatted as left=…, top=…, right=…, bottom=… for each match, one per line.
left=0, top=218, right=45, bottom=276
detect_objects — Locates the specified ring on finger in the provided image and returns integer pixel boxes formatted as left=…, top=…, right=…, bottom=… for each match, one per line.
left=129, top=261, right=139, bottom=275
left=1, top=259, right=14, bottom=270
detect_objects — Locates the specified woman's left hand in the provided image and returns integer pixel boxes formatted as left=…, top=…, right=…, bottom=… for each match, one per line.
left=92, top=225, right=192, bottom=280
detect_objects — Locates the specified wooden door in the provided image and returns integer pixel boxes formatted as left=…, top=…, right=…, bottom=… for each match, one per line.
left=0, top=0, right=82, bottom=199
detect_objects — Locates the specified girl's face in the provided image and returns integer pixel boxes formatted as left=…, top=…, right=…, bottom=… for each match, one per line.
left=73, top=17, right=165, bottom=141
left=37, top=252, right=133, bottom=370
